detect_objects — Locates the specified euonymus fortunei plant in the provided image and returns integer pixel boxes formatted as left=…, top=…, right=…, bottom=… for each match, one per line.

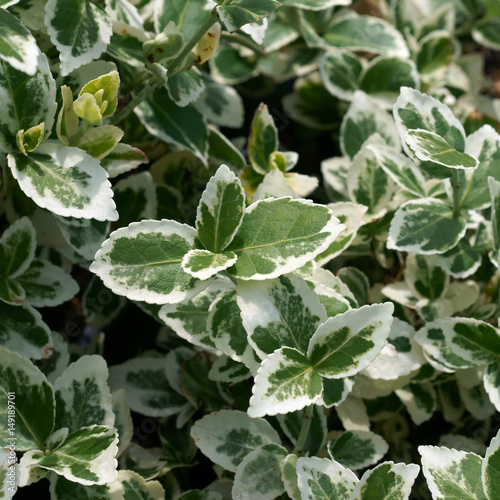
left=1, top=0, right=500, bottom=499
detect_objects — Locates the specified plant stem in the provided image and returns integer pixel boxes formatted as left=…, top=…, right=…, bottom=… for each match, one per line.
left=220, top=32, right=266, bottom=56
left=68, top=121, right=91, bottom=146
left=110, top=75, right=164, bottom=126
left=451, top=169, right=462, bottom=216
left=293, top=405, right=314, bottom=455
left=168, top=0, right=232, bottom=76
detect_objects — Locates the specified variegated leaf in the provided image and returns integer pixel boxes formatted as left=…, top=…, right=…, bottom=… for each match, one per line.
left=17, top=259, right=79, bottom=307
left=395, top=383, right=437, bottom=424
left=0, top=301, right=52, bottom=359
left=237, top=273, right=327, bottom=358
left=439, top=317, right=500, bottom=366
left=340, top=92, right=400, bottom=159
left=319, top=49, right=363, bottom=101
left=38, top=425, right=118, bottom=486
left=482, top=428, right=500, bottom=500
left=281, top=0, right=351, bottom=8
left=247, top=103, right=278, bottom=175
left=323, top=12, right=409, bottom=58
left=182, top=249, right=238, bottom=280
left=226, top=197, right=346, bottom=280
left=296, top=456, right=358, bottom=500
left=315, top=203, right=367, bottom=266
left=108, top=357, right=186, bottom=417
left=419, top=445, right=487, bottom=500
left=387, top=198, right=466, bottom=254
left=433, top=238, right=482, bottom=279
left=0, top=8, right=39, bottom=76
left=190, top=409, right=281, bottom=472
left=100, top=144, right=147, bottom=178
left=49, top=474, right=123, bottom=500
left=459, top=125, right=500, bottom=210
left=159, top=278, right=231, bottom=350
left=118, top=470, right=165, bottom=499
left=135, top=88, right=208, bottom=165
left=406, top=129, right=478, bottom=169
left=349, top=461, right=420, bottom=500
left=0, top=348, right=55, bottom=451
left=196, top=164, right=245, bottom=253
left=307, top=303, right=394, bottom=379
left=217, top=0, right=281, bottom=33
left=8, top=142, right=118, bottom=221
left=207, top=288, right=260, bottom=373
left=90, top=220, right=208, bottom=305
left=232, top=443, right=287, bottom=500
left=0, top=52, right=56, bottom=153
left=0, top=217, right=36, bottom=281
left=393, top=86, right=466, bottom=157
left=53, top=355, right=114, bottom=432
left=45, top=0, right=112, bottom=76
left=327, top=430, right=388, bottom=470
left=282, top=454, right=301, bottom=500
left=111, top=389, right=133, bottom=456
left=248, top=347, right=322, bottom=418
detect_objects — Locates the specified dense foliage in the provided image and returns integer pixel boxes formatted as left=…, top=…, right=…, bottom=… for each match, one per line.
left=1, top=0, right=500, bottom=499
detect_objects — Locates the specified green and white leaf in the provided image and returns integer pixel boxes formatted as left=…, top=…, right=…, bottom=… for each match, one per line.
left=194, top=77, right=244, bottom=129
left=49, top=474, right=123, bottom=500
left=327, top=430, right=388, bottom=470
left=135, top=88, right=208, bottom=165
left=359, top=56, right=420, bottom=108
left=54, top=355, right=114, bottom=432
left=307, top=303, right=394, bottom=379
left=90, top=220, right=208, bottom=305
left=414, top=320, right=477, bottom=372
left=393, top=86, right=466, bottom=156
left=248, top=347, right=322, bottom=417
left=182, top=250, right=237, bottom=280
left=438, top=317, right=500, bottom=367
left=419, top=445, right=487, bottom=500
left=0, top=301, right=52, bottom=360
left=247, top=103, right=278, bottom=175
left=113, top=171, right=157, bottom=228
left=323, top=12, right=409, bottom=58
left=406, top=129, right=478, bottom=169
left=395, top=383, right=437, bottom=424
left=76, top=125, right=123, bottom=160
left=459, top=381, right=495, bottom=421
left=318, top=377, right=353, bottom=408
left=8, top=142, right=118, bottom=221
left=196, top=164, right=245, bottom=253
left=167, top=69, right=205, bottom=108
left=57, top=217, right=110, bottom=262
left=17, top=450, right=46, bottom=488
left=346, top=137, right=395, bottom=214
left=282, top=454, right=301, bottom=500
left=319, top=49, right=363, bottom=101
left=159, top=278, right=231, bottom=350
left=296, top=456, right=358, bottom=500
left=208, top=355, right=251, bottom=383
left=387, top=198, right=466, bottom=254
left=17, top=259, right=79, bottom=307
left=340, top=92, right=400, bottom=159
left=349, top=461, right=420, bottom=500
left=0, top=216, right=36, bottom=280
left=226, top=197, right=346, bottom=280
left=482, top=428, right=500, bottom=500
left=459, top=125, right=500, bottom=210
left=0, top=52, right=56, bottom=153
left=362, top=318, right=425, bottom=380
left=484, top=361, right=500, bottom=413
left=109, top=357, right=187, bottom=417
left=101, top=144, right=148, bottom=179
left=45, top=0, right=112, bottom=76
left=232, top=443, right=287, bottom=500
left=0, top=348, right=54, bottom=451
left=404, top=253, right=449, bottom=301
left=433, top=238, right=482, bottom=279
left=217, top=0, right=281, bottom=33
left=34, top=331, right=70, bottom=384
left=236, top=273, right=327, bottom=358
left=154, top=0, right=211, bottom=40
left=105, top=0, right=143, bottom=29
left=38, top=425, right=118, bottom=486
left=0, top=8, right=39, bottom=76
left=370, top=143, right=427, bottom=198
left=111, top=389, right=133, bottom=456
left=472, top=18, right=500, bottom=51
left=118, top=470, right=165, bottom=499
left=190, top=409, right=281, bottom=473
